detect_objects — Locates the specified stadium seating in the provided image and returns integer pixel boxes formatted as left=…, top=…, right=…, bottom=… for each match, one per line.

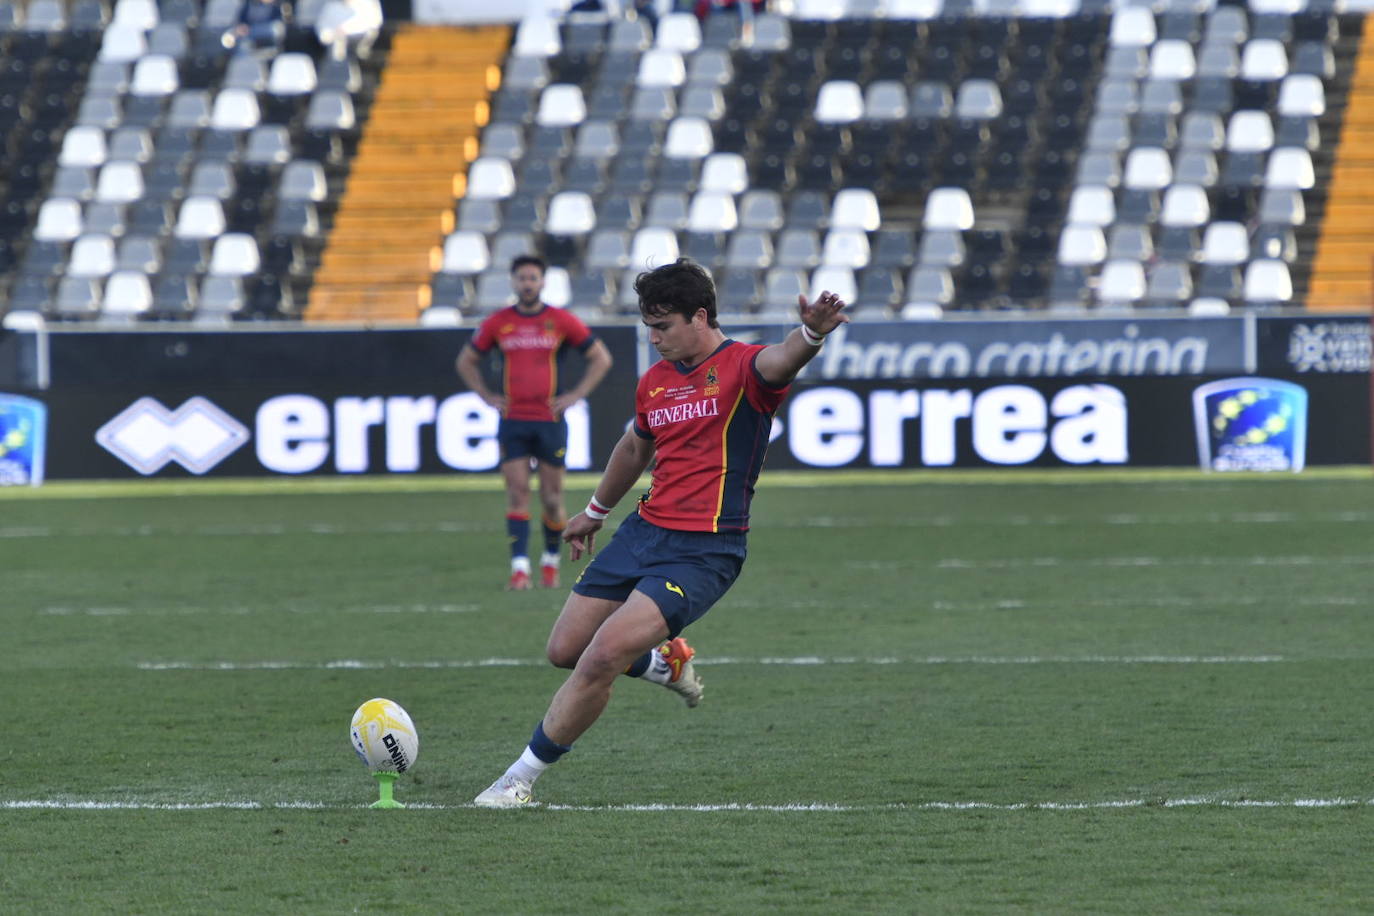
left=0, top=0, right=377, bottom=322
left=0, top=2, right=1360, bottom=322
left=420, top=4, right=1353, bottom=321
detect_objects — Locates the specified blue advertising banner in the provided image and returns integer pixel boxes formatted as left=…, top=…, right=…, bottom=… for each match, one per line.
left=0, top=393, right=47, bottom=486
left=646, top=317, right=1253, bottom=380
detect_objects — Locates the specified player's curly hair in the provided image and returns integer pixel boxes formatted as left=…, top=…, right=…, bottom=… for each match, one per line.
left=634, top=258, right=719, bottom=329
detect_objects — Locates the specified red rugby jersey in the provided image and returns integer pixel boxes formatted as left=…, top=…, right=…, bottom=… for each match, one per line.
left=470, top=304, right=595, bottom=422
left=633, top=340, right=789, bottom=533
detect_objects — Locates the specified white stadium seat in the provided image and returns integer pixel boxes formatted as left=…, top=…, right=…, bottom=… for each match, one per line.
left=1241, top=39, right=1289, bottom=81
left=1243, top=259, right=1292, bottom=303
left=1265, top=147, right=1315, bottom=190
left=465, top=158, right=516, bottom=199
left=686, top=192, right=738, bottom=233
left=1057, top=225, right=1107, bottom=266
left=810, top=266, right=857, bottom=303
left=546, top=192, right=597, bottom=235
left=1066, top=185, right=1116, bottom=226
left=535, top=84, right=586, bottom=127
left=1160, top=184, right=1210, bottom=227
left=655, top=13, right=702, bottom=52
left=102, top=270, right=153, bottom=316
left=699, top=153, right=748, bottom=194
left=1200, top=222, right=1249, bottom=265
left=175, top=196, right=226, bottom=239
left=209, top=233, right=261, bottom=276
left=630, top=227, right=680, bottom=268
left=923, top=187, right=974, bottom=230
left=815, top=81, right=865, bottom=124
left=1226, top=110, right=1275, bottom=152
left=59, top=127, right=109, bottom=168
left=130, top=55, right=179, bottom=96
left=663, top=117, right=713, bottom=158
left=95, top=161, right=145, bottom=203
left=68, top=234, right=116, bottom=278
left=821, top=229, right=871, bottom=269
left=513, top=15, right=560, bottom=57
left=830, top=188, right=881, bottom=231
left=34, top=199, right=84, bottom=241
left=441, top=231, right=491, bottom=274
left=267, top=53, right=319, bottom=95
left=637, top=49, right=686, bottom=89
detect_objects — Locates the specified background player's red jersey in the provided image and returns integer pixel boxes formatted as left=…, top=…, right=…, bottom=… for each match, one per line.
left=470, top=304, right=595, bottom=422
left=633, top=340, right=789, bottom=533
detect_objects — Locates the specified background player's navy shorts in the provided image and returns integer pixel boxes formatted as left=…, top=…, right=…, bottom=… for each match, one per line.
left=571, top=511, right=747, bottom=638
left=498, top=418, right=567, bottom=466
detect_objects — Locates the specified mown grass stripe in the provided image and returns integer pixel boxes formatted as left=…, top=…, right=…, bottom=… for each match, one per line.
left=3, top=466, right=1370, bottom=501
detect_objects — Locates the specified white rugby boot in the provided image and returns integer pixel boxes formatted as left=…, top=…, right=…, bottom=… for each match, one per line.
left=473, top=773, right=536, bottom=808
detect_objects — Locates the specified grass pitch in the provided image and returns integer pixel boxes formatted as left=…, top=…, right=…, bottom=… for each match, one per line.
left=3, top=469, right=1373, bottom=914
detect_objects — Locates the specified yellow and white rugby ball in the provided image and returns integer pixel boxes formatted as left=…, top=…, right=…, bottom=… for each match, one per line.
left=349, top=698, right=419, bottom=774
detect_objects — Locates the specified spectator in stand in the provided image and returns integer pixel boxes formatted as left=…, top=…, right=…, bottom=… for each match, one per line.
left=315, top=0, right=383, bottom=62
left=225, top=0, right=288, bottom=55
left=567, top=0, right=659, bottom=29
left=696, top=0, right=766, bottom=37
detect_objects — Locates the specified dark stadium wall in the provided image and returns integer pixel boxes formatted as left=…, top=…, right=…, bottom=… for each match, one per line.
left=0, top=317, right=1368, bottom=481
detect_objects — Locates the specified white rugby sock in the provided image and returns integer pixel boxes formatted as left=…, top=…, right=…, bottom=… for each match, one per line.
left=507, top=746, right=550, bottom=785
left=639, top=645, right=673, bottom=685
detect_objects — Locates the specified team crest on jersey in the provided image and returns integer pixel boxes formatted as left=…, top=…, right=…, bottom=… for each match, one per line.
left=703, top=366, right=719, bottom=396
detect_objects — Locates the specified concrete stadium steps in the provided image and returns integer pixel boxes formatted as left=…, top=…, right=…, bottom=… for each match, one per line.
left=305, top=25, right=508, bottom=323
left=1307, top=14, right=1374, bottom=310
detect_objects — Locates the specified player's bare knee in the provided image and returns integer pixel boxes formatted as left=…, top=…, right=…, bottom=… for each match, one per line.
left=545, top=638, right=580, bottom=670
left=572, top=644, right=628, bottom=683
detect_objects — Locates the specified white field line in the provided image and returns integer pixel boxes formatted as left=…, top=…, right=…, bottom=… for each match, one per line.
left=3, top=797, right=1372, bottom=813
left=4, top=510, right=1374, bottom=540
left=0, top=521, right=499, bottom=539
left=40, top=603, right=480, bottom=618
left=41, top=594, right=1359, bottom=619
left=929, top=595, right=1361, bottom=612
left=135, top=655, right=1291, bottom=671
left=850, top=554, right=1374, bottom=571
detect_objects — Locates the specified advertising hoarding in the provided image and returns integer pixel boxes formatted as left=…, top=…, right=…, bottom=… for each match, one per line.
left=1, top=318, right=1367, bottom=481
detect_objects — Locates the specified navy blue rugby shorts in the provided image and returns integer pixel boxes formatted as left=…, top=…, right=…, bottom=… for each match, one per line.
left=571, top=511, right=747, bottom=638
left=498, top=418, right=567, bottom=466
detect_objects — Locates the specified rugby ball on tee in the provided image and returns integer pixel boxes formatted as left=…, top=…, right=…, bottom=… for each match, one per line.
left=349, top=698, right=419, bottom=774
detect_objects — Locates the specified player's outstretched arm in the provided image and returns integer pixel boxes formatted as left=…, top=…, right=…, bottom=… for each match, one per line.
left=754, top=291, right=850, bottom=387
left=564, top=428, right=655, bottom=560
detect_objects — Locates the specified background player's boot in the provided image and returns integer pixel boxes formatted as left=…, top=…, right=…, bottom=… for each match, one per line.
left=540, top=553, right=560, bottom=588
left=473, top=773, right=535, bottom=808
left=508, top=557, right=532, bottom=590
left=659, top=637, right=703, bottom=708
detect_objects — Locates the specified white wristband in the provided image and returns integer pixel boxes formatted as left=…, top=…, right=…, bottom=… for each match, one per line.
left=584, top=497, right=612, bottom=521
left=800, top=325, right=825, bottom=346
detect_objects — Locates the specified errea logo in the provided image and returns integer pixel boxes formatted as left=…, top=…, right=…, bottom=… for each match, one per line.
left=96, top=397, right=249, bottom=475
